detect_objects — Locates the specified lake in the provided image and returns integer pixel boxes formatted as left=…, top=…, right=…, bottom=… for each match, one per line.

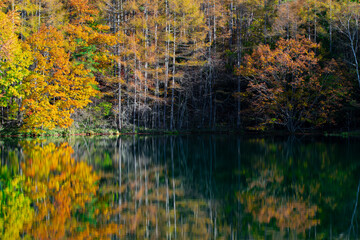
left=0, top=134, right=360, bottom=239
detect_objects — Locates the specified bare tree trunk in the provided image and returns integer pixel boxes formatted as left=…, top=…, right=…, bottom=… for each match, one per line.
left=144, top=2, right=149, bottom=129
left=118, top=0, right=123, bottom=130
left=351, top=39, right=360, bottom=87
left=163, top=0, right=170, bottom=129
left=230, top=0, right=234, bottom=47
left=179, top=91, right=187, bottom=129
left=170, top=12, right=176, bottom=130
left=133, top=50, right=137, bottom=133
left=138, top=61, right=142, bottom=129
left=315, top=0, right=317, bottom=43
left=208, top=0, right=213, bottom=128
left=211, top=0, right=217, bottom=129
left=126, top=57, right=130, bottom=127
left=329, top=0, right=332, bottom=53
left=118, top=69, right=122, bottom=130
left=341, top=15, right=360, bottom=87
left=155, top=11, right=160, bottom=129
left=156, top=76, right=160, bottom=129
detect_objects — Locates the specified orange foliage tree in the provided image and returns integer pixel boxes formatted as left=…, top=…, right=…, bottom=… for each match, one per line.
left=21, top=26, right=98, bottom=132
left=239, top=37, right=350, bottom=132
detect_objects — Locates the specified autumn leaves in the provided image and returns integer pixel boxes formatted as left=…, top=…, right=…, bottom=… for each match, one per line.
left=239, top=37, right=350, bottom=132
left=0, top=1, right=102, bottom=132
left=0, top=0, right=209, bottom=132
left=0, top=8, right=32, bottom=122
left=106, top=0, right=207, bottom=130
left=0, top=0, right=358, bottom=133
left=20, top=26, right=96, bottom=131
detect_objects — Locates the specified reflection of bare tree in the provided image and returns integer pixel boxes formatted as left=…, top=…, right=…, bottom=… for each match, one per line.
left=100, top=136, right=217, bottom=239
left=349, top=179, right=360, bottom=238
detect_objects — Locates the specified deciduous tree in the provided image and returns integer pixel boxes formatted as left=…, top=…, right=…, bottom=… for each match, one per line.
left=22, top=26, right=98, bottom=131
left=0, top=8, right=32, bottom=124
left=239, top=37, right=350, bottom=132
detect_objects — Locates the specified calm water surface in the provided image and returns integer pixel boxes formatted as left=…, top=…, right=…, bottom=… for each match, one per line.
left=1, top=135, right=360, bottom=239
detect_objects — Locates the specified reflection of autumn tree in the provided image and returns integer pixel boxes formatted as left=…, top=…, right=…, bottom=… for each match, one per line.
left=239, top=137, right=360, bottom=239
left=20, top=141, right=119, bottom=239
left=240, top=167, right=319, bottom=235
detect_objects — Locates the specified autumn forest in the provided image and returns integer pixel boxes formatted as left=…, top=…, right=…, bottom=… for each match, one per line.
left=1, top=0, right=360, bottom=134
left=4, top=1, right=360, bottom=238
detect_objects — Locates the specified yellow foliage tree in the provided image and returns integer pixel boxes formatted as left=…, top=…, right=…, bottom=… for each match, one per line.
left=0, top=8, right=32, bottom=120
left=22, top=26, right=98, bottom=132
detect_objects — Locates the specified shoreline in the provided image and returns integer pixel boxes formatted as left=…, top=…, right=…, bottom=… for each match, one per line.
left=1, top=127, right=360, bottom=139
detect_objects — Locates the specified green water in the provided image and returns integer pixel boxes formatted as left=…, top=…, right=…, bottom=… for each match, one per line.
left=1, top=135, right=360, bottom=239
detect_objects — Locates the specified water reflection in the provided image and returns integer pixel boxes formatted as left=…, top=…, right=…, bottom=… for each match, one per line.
left=0, top=135, right=360, bottom=239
